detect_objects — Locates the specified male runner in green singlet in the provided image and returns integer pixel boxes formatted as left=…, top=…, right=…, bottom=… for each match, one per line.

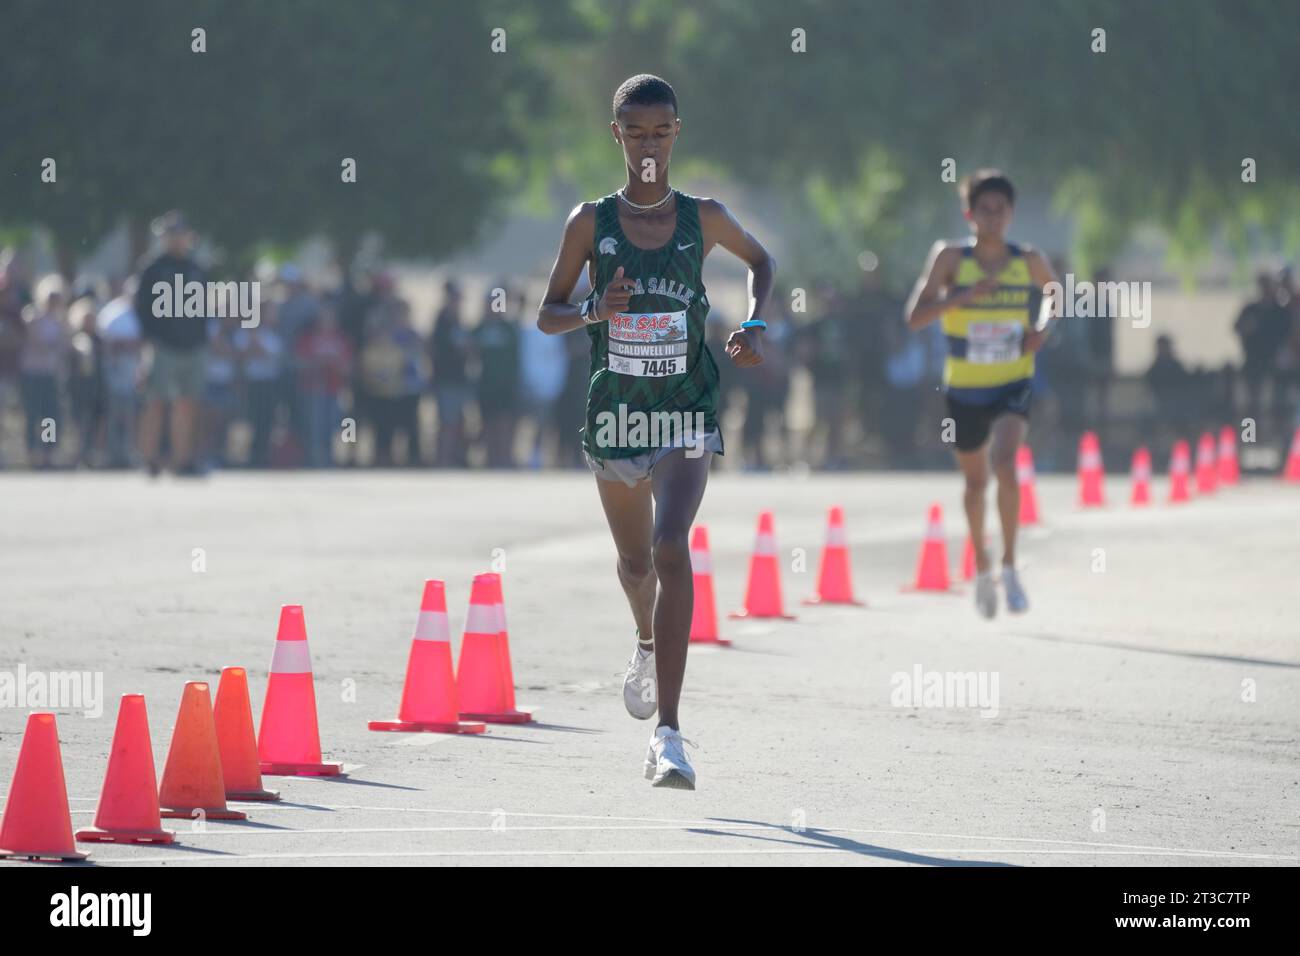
left=905, top=170, right=1058, bottom=619
left=537, top=74, right=774, bottom=789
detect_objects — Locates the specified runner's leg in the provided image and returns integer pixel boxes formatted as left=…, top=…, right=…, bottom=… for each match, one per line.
left=595, top=476, right=657, bottom=645
left=955, top=446, right=992, bottom=573
left=648, top=447, right=713, bottom=730
left=989, top=414, right=1028, bottom=566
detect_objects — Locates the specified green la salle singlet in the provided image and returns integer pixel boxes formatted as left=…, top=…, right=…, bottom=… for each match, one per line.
left=581, top=190, right=723, bottom=459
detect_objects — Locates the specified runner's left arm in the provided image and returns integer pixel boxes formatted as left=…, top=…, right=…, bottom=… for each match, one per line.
left=1023, top=248, right=1060, bottom=352
left=700, top=198, right=773, bottom=368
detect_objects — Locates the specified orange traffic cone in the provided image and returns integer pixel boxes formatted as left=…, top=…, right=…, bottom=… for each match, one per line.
left=1077, top=431, right=1105, bottom=507
left=1168, top=439, right=1191, bottom=503
left=214, top=667, right=280, bottom=801
left=689, top=527, right=728, bottom=644
left=905, top=504, right=952, bottom=592
left=458, top=573, right=532, bottom=724
left=729, top=511, right=796, bottom=619
left=158, top=682, right=246, bottom=821
left=1217, top=426, right=1239, bottom=485
left=1016, top=445, right=1040, bottom=525
left=1195, top=432, right=1217, bottom=494
left=1130, top=446, right=1152, bottom=506
left=1284, top=427, right=1300, bottom=482
left=804, top=506, right=864, bottom=605
left=371, top=580, right=487, bottom=733
left=0, top=713, right=88, bottom=861
left=76, top=694, right=175, bottom=844
left=258, top=605, right=343, bottom=776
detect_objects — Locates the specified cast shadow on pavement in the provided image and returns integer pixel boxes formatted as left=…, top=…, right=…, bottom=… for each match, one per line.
left=695, top=817, right=1018, bottom=867
left=295, top=775, right=422, bottom=791
left=1005, top=631, right=1300, bottom=669
left=516, top=721, right=603, bottom=734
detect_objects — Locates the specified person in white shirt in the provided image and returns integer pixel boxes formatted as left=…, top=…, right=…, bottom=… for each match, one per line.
left=234, top=304, right=284, bottom=467
left=518, top=288, right=569, bottom=468
left=96, top=278, right=143, bottom=468
left=20, top=277, right=70, bottom=468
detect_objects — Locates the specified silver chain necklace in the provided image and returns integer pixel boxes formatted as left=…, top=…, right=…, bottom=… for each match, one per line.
left=617, top=187, right=673, bottom=213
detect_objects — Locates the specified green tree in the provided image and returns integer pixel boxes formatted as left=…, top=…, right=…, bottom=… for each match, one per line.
left=0, top=0, right=551, bottom=273
left=535, top=0, right=1300, bottom=288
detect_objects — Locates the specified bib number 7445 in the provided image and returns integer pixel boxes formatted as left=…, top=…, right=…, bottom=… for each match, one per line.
left=608, top=310, right=689, bottom=377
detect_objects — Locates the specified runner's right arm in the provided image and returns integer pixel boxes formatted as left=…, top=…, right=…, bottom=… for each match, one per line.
left=537, top=203, right=632, bottom=335
left=904, top=242, right=996, bottom=331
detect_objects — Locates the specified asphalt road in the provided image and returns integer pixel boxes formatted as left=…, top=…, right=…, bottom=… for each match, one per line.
left=1, top=469, right=1297, bottom=866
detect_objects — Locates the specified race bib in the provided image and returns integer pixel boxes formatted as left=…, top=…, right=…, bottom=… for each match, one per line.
left=607, top=310, right=688, bottom=377
left=966, top=321, right=1023, bottom=364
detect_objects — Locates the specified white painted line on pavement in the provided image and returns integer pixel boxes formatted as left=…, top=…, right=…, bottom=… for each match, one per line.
left=69, top=846, right=1295, bottom=864
left=70, top=823, right=1299, bottom=861
left=45, top=800, right=1297, bottom=862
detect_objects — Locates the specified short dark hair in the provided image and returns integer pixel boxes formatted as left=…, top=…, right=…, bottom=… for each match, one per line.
left=960, top=169, right=1015, bottom=210
left=612, top=74, right=678, bottom=118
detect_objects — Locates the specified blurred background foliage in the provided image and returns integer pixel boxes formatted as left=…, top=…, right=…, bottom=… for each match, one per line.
left=3, top=0, right=1298, bottom=288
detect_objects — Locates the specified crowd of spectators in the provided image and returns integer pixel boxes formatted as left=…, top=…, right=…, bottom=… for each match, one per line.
left=2, top=216, right=1297, bottom=475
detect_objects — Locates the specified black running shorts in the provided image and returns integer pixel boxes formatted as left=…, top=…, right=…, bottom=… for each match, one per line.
left=945, top=380, right=1032, bottom=452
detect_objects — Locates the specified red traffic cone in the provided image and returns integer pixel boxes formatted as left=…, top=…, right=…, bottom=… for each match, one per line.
left=1130, top=446, right=1152, bottom=506
left=1168, top=439, right=1192, bottom=503
left=159, top=682, right=246, bottom=821
left=729, top=511, right=796, bottom=619
left=1077, top=431, right=1105, bottom=507
left=1284, top=427, right=1300, bottom=483
left=1016, top=445, right=1041, bottom=525
left=905, top=504, right=952, bottom=592
left=214, top=667, right=280, bottom=801
left=0, top=713, right=89, bottom=861
left=258, top=605, right=343, bottom=776
left=804, top=506, right=864, bottom=605
left=371, top=580, right=487, bottom=733
left=1195, top=432, right=1217, bottom=494
left=689, top=527, right=729, bottom=644
left=76, top=694, right=175, bottom=844
left=1217, top=426, right=1239, bottom=485
left=458, top=573, right=532, bottom=724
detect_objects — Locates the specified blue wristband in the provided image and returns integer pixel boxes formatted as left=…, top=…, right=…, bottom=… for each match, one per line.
left=741, top=319, right=767, bottom=330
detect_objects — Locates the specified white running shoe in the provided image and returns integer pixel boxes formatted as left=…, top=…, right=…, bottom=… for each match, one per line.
left=1002, top=565, right=1029, bottom=613
left=622, top=636, right=657, bottom=720
left=644, top=725, right=697, bottom=789
left=974, top=570, right=998, bottom=619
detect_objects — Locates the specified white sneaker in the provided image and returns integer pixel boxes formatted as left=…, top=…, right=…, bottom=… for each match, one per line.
left=1002, top=565, right=1029, bottom=613
left=644, top=725, right=697, bottom=789
left=622, top=636, right=657, bottom=720
left=974, top=570, right=997, bottom=619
